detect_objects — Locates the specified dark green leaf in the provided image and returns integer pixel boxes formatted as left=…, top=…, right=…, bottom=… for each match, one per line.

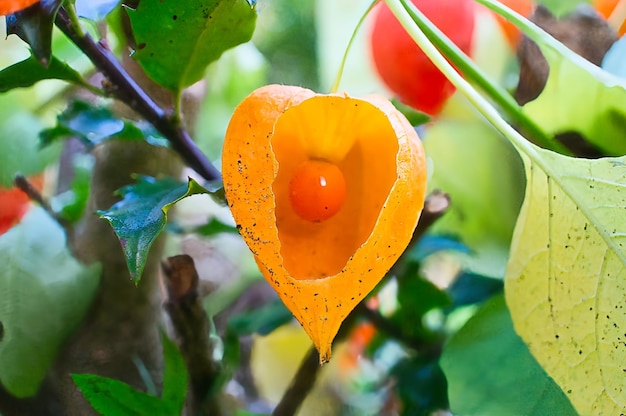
left=0, top=54, right=86, bottom=93
left=99, top=176, right=214, bottom=282
left=72, top=374, right=172, bottom=416
left=446, top=273, right=503, bottom=307
left=195, top=218, right=238, bottom=236
left=161, top=331, right=188, bottom=411
left=76, top=0, right=120, bottom=21
left=0, top=208, right=101, bottom=398
left=389, top=273, right=451, bottom=342
left=5, top=0, right=63, bottom=65
left=441, top=295, right=576, bottom=416
left=391, top=356, right=448, bottom=416
left=127, top=0, right=257, bottom=92
left=227, top=299, right=292, bottom=336
left=39, top=100, right=168, bottom=148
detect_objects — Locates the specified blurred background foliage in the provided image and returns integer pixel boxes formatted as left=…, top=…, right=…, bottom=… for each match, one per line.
left=1, top=0, right=611, bottom=414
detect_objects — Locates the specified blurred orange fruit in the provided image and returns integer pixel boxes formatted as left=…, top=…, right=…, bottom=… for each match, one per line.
left=0, top=0, right=40, bottom=15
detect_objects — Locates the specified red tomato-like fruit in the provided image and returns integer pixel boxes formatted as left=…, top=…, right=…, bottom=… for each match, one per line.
left=289, top=159, right=347, bottom=223
left=369, top=0, right=476, bottom=116
left=0, top=186, right=30, bottom=235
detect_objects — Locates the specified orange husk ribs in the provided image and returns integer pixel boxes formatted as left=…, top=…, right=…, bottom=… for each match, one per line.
left=222, top=85, right=427, bottom=363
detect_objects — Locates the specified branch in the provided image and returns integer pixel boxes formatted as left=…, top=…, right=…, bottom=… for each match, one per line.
left=162, top=255, right=221, bottom=416
left=54, top=7, right=221, bottom=182
left=271, top=346, right=320, bottom=416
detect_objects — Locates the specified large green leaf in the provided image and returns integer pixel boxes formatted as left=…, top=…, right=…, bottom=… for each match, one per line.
left=0, top=54, right=87, bottom=93
left=99, top=176, right=216, bottom=282
left=479, top=0, right=626, bottom=156
left=424, top=117, right=525, bottom=278
left=505, top=146, right=626, bottom=414
left=127, top=0, right=257, bottom=92
left=161, top=331, right=188, bottom=411
left=441, top=295, right=576, bottom=415
left=0, top=207, right=101, bottom=398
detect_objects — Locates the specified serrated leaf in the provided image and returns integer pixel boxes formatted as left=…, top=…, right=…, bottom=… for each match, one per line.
left=478, top=0, right=626, bottom=155
left=99, top=176, right=214, bottom=282
left=0, top=54, right=87, bottom=93
left=161, top=331, right=188, bottom=410
left=39, top=100, right=168, bottom=148
left=441, top=295, right=576, bottom=415
left=504, top=145, right=626, bottom=414
left=0, top=207, right=101, bottom=397
left=72, top=374, right=171, bottom=416
left=5, top=0, right=63, bottom=65
left=127, top=0, right=257, bottom=92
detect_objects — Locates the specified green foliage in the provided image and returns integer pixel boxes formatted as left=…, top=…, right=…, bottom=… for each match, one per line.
left=73, top=332, right=188, bottom=416
left=0, top=108, right=58, bottom=187
left=5, top=0, right=63, bottom=65
left=441, top=295, right=576, bottom=415
left=391, top=355, right=448, bottom=416
left=99, top=176, right=218, bottom=282
left=506, top=146, right=626, bottom=414
left=0, top=54, right=87, bottom=93
left=424, top=117, right=525, bottom=278
left=50, top=154, right=92, bottom=223
left=227, top=299, right=293, bottom=336
left=195, top=218, right=239, bottom=236
left=127, top=0, right=257, bottom=93
left=0, top=207, right=101, bottom=398
left=40, top=100, right=168, bottom=148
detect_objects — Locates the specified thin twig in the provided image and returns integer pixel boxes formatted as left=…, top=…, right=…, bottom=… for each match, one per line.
left=14, top=174, right=72, bottom=235
left=271, top=346, right=320, bottom=416
left=54, top=7, right=221, bottom=182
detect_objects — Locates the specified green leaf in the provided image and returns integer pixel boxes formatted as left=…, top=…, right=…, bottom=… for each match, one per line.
left=441, top=295, right=576, bottom=415
left=127, top=0, right=257, bottom=92
left=40, top=100, right=168, bottom=148
left=478, top=0, right=626, bottom=156
left=0, top=207, right=101, bottom=398
left=73, top=331, right=187, bottom=415
left=195, top=217, right=239, bottom=236
left=99, top=176, right=214, bottom=282
left=5, top=0, right=63, bottom=65
left=0, top=54, right=87, bottom=93
left=161, top=331, right=188, bottom=411
left=391, top=355, right=448, bottom=415
left=504, top=146, right=626, bottom=414
left=424, top=117, right=525, bottom=278
left=72, top=374, right=171, bottom=416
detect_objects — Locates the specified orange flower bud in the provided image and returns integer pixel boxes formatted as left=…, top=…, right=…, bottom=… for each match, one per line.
left=0, top=0, right=39, bottom=15
left=222, top=85, right=427, bottom=363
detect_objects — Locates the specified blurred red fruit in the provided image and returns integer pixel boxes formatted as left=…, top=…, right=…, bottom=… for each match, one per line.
left=0, top=175, right=43, bottom=235
left=369, top=0, right=476, bottom=116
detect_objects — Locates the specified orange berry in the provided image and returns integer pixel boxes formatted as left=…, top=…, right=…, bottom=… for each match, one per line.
left=288, top=159, right=346, bottom=222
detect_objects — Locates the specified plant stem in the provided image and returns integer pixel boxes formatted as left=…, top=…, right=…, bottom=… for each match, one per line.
left=54, top=7, right=221, bottom=182
left=383, top=0, right=540, bottom=161
left=329, top=0, right=378, bottom=94
left=271, top=346, right=320, bottom=416
left=397, top=0, right=570, bottom=155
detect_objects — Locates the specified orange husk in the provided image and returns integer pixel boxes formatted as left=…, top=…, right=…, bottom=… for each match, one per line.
left=222, top=85, right=427, bottom=363
left=0, top=0, right=39, bottom=15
